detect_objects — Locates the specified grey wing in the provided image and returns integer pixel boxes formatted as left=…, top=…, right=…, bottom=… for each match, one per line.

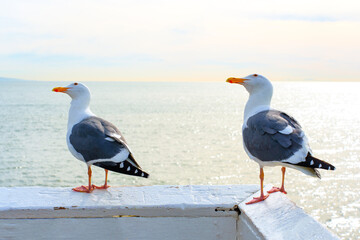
left=70, top=117, right=128, bottom=162
left=243, top=110, right=305, bottom=162
left=99, top=117, right=142, bottom=169
left=101, top=119, right=131, bottom=150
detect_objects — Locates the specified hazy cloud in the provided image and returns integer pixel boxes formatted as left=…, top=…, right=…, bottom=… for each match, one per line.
left=0, top=0, right=360, bottom=81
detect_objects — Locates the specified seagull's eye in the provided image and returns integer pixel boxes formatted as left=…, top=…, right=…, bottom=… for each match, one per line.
left=74, top=82, right=78, bottom=85
left=253, top=74, right=258, bottom=77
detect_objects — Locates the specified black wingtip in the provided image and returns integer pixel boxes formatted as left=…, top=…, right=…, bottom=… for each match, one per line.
left=94, top=160, right=150, bottom=179
left=134, top=168, right=149, bottom=179
left=295, top=153, right=336, bottom=171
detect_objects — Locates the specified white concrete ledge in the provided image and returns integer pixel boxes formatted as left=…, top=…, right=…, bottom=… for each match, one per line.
left=0, top=185, right=256, bottom=219
left=0, top=185, right=339, bottom=240
left=238, top=185, right=339, bottom=240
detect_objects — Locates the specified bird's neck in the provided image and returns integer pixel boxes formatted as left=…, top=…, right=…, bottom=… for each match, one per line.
left=244, top=86, right=273, bottom=122
left=67, top=97, right=95, bottom=130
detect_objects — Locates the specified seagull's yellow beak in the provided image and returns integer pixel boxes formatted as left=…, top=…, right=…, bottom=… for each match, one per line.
left=52, top=87, right=69, bottom=93
left=226, top=77, right=247, bottom=84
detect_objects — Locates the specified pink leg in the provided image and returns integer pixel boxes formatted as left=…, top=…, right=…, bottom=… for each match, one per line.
left=268, top=167, right=287, bottom=194
left=72, top=166, right=95, bottom=193
left=246, top=167, right=269, bottom=204
left=95, top=169, right=111, bottom=189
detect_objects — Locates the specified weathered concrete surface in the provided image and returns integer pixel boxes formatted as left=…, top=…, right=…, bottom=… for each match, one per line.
left=0, top=185, right=339, bottom=240
left=0, top=185, right=257, bottom=218
left=238, top=185, right=339, bottom=240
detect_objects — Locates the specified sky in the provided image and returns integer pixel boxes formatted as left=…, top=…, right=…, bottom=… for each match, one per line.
left=1, top=0, right=360, bottom=82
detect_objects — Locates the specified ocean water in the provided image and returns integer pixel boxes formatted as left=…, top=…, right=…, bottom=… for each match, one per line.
left=0, top=80, right=359, bottom=239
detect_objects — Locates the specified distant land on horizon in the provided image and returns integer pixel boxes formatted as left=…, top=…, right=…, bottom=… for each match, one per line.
left=0, top=77, right=28, bottom=82
left=0, top=77, right=359, bottom=83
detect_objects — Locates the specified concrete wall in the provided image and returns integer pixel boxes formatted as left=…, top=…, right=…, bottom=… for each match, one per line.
left=0, top=185, right=339, bottom=240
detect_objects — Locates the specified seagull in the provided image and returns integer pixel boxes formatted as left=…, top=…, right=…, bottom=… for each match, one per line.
left=226, top=74, right=335, bottom=204
left=53, top=82, right=149, bottom=193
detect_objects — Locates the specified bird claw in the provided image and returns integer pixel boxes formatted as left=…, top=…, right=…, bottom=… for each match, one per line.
left=267, top=187, right=287, bottom=194
left=72, top=184, right=96, bottom=193
left=94, top=184, right=110, bottom=189
left=246, top=194, right=269, bottom=205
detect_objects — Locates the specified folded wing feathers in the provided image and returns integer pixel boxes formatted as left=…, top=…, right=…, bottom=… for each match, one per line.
left=98, top=117, right=147, bottom=176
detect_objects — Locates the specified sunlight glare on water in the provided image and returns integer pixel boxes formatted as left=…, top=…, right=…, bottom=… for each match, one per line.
left=0, top=80, right=359, bottom=239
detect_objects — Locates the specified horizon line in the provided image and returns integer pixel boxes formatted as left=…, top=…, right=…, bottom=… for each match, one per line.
left=1, top=77, right=359, bottom=83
